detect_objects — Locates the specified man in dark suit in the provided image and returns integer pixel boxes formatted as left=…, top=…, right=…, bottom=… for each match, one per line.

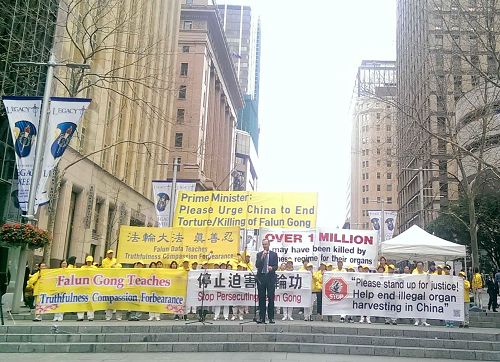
left=255, top=239, right=278, bottom=324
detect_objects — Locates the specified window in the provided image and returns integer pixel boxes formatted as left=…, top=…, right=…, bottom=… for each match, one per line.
left=376, top=124, right=381, bottom=131
left=377, top=136, right=380, bottom=143
left=377, top=184, right=381, bottom=192
left=175, top=133, right=183, bottom=147
left=387, top=172, right=392, bottom=179
left=365, top=173, right=369, bottom=180
left=362, top=149, right=365, bottom=156
left=366, top=185, right=369, bottom=192
left=386, top=148, right=392, bottom=156
left=178, top=85, right=187, bottom=99
left=362, top=173, right=365, bottom=180
left=376, top=113, right=381, bottom=119
left=182, top=21, right=192, bottom=30
left=186, top=0, right=193, bottom=4
left=387, top=136, right=392, bottom=143
left=182, top=45, right=190, bottom=53
left=386, top=124, right=391, bottom=132
left=377, top=148, right=381, bottom=155
left=362, top=185, right=365, bottom=192
left=377, top=172, right=381, bottom=179
left=180, top=63, right=188, bottom=76
left=387, top=197, right=393, bottom=204
left=377, top=197, right=381, bottom=202
left=366, top=149, right=369, bottom=155
left=386, top=184, right=392, bottom=191
left=386, top=160, right=392, bottom=167
left=177, top=109, right=185, bottom=123
left=377, top=160, right=381, bottom=166
left=366, top=161, right=369, bottom=167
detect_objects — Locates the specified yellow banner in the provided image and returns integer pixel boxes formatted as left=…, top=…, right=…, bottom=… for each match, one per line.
left=36, top=268, right=187, bottom=314
left=174, top=191, right=317, bottom=229
left=117, top=226, right=240, bottom=264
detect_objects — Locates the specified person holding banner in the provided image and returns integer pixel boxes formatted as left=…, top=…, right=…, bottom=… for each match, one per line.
left=358, top=266, right=371, bottom=324
left=412, top=261, right=430, bottom=326
left=460, top=271, right=471, bottom=328
left=52, top=260, right=68, bottom=322
left=213, top=263, right=230, bottom=321
left=282, top=262, right=295, bottom=321
left=231, top=263, right=247, bottom=321
left=255, top=239, right=278, bottom=324
left=304, top=263, right=315, bottom=321
left=147, top=262, right=161, bottom=321
left=77, top=256, right=97, bottom=322
left=27, top=262, right=47, bottom=322
left=384, top=265, right=398, bottom=325
left=103, top=252, right=124, bottom=321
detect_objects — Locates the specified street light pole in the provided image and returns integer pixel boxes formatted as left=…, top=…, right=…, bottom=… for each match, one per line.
left=10, top=53, right=90, bottom=313
left=169, top=158, right=179, bottom=227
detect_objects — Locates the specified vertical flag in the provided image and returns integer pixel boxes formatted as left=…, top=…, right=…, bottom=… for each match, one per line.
left=368, top=210, right=398, bottom=241
left=2, top=96, right=43, bottom=212
left=36, top=97, right=91, bottom=206
left=152, top=181, right=196, bottom=226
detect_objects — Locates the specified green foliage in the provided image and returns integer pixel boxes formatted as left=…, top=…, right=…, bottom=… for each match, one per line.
left=426, top=187, right=500, bottom=271
left=0, top=223, right=51, bottom=250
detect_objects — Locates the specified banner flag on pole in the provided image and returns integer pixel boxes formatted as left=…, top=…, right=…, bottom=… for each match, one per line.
left=2, top=96, right=43, bottom=212
left=152, top=181, right=196, bottom=227
left=368, top=210, right=398, bottom=241
left=36, top=97, right=91, bottom=206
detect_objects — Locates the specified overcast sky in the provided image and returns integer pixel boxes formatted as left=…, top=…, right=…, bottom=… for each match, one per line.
left=218, top=0, right=397, bottom=227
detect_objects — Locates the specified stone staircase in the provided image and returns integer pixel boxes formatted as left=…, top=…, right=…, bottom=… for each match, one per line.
left=1, top=321, right=499, bottom=359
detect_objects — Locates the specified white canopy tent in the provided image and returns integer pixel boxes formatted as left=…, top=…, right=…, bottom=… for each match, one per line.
left=380, top=225, right=466, bottom=262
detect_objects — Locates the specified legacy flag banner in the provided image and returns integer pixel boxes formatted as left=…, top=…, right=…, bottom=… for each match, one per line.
left=368, top=210, right=398, bottom=241
left=174, top=191, right=317, bottom=229
left=322, top=272, right=464, bottom=321
left=259, top=229, right=378, bottom=268
left=186, top=270, right=312, bottom=308
left=2, top=96, right=42, bottom=211
left=117, top=226, right=240, bottom=264
left=152, top=181, right=196, bottom=227
left=36, top=268, right=187, bottom=314
left=36, top=97, right=91, bottom=206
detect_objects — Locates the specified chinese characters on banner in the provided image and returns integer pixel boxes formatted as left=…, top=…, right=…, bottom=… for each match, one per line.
left=36, top=268, right=188, bottom=314
left=117, top=226, right=240, bottom=264
left=259, top=228, right=379, bottom=268
left=173, top=191, right=317, bottom=229
left=322, top=272, right=464, bottom=321
left=186, top=270, right=312, bottom=308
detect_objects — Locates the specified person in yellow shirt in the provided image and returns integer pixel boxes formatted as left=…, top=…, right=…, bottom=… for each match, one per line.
left=103, top=252, right=123, bottom=321
left=299, top=259, right=309, bottom=271
left=53, top=260, right=68, bottom=322
left=77, top=256, right=97, bottom=321
left=28, top=263, right=47, bottom=321
left=243, top=254, right=254, bottom=271
left=305, top=263, right=319, bottom=321
left=472, top=267, right=484, bottom=308
left=378, top=256, right=389, bottom=273
left=412, top=261, right=430, bottom=326
left=101, top=250, right=118, bottom=268
left=334, top=260, right=346, bottom=273
left=326, top=263, right=333, bottom=272
left=460, top=271, right=470, bottom=328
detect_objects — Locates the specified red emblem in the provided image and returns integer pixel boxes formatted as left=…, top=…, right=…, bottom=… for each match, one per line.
left=324, top=277, right=348, bottom=302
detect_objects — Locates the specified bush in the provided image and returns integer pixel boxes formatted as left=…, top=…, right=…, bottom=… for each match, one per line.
left=0, top=223, right=51, bottom=250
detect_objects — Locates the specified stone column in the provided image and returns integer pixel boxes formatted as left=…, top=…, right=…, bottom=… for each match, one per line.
left=51, top=180, right=73, bottom=264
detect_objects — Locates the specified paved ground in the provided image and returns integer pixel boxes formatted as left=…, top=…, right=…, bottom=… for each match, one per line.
left=0, top=353, right=476, bottom=362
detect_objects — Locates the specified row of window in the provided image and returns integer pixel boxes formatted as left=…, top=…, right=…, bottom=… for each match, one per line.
left=361, top=124, right=392, bottom=133
left=362, top=184, right=393, bottom=192
left=361, top=197, right=393, bottom=206
left=361, top=137, right=393, bottom=146
left=362, top=160, right=393, bottom=168
left=362, top=172, right=393, bottom=180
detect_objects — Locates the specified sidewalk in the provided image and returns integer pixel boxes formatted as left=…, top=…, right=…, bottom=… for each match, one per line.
left=0, top=352, right=477, bottom=362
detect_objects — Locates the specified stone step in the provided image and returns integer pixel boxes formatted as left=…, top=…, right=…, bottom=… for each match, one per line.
left=0, top=341, right=499, bottom=360
left=2, top=331, right=500, bottom=350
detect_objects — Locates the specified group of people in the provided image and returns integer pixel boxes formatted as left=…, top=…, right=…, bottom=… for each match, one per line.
left=24, top=245, right=498, bottom=328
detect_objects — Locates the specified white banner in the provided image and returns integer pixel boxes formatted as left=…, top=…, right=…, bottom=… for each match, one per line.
left=260, top=229, right=318, bottom=267
left=36, top=97, right=91, bottom=206
left=152, top=181, right=196, bottom=226
left=186, top=270, right=312, bottom=308
left=258, top=228, right=378, bottom=268
left=2, top=96, right=43, bottom=212
left=368, top=210, right=398, bottom=241
left=318, top=228, right=378, bottom=268
left=322, top=272, right=464, bottom=321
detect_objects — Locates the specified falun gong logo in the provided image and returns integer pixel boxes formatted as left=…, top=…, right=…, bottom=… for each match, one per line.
left=14, top=120, right=37, bottom=158
left=51, top=122, right=77, bottom=159
left=325, top=277, right=348, bottom=302
left=156, top=192, right=170, bottom=212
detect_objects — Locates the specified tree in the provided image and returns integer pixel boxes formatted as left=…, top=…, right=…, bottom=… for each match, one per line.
left=426, top=175, right=500, bottom=272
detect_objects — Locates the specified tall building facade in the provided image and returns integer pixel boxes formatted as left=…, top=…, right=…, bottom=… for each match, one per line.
left=396, top=0, right=500, bottom=232
left=349, top=61, right=398, bottom=231
left=217, top=3, right=261, bottom=190
left=0, top=0, right=182, bottom=267
left=0, top=0, right=58, bottom=290
left=169, top=1, right=243, bottom=191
